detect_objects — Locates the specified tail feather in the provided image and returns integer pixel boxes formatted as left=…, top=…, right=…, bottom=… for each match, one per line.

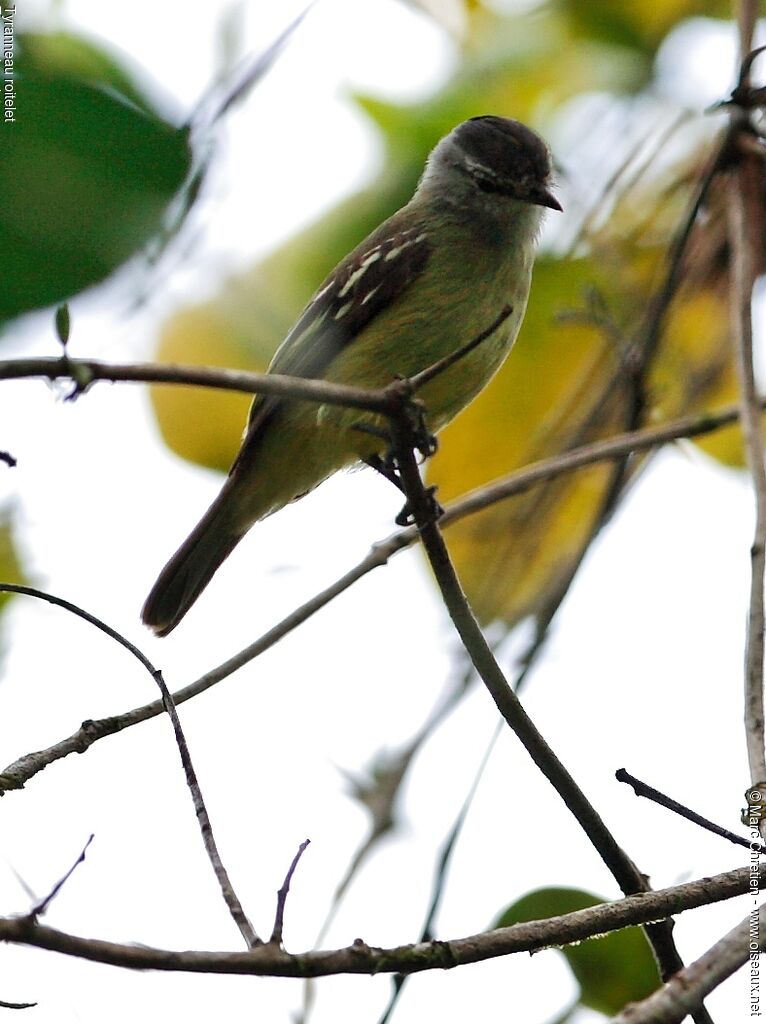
left=142, top=505, right=242, bottom=637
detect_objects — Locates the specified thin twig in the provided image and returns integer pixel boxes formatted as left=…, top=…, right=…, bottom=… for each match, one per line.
left=2, top=397, right=764, bottom=797
left=270, top=840, right=311, bottom=946
left=0, top=999, right=36, bottom=1010
left=614, top=906, right=764, bottom=1024
left=563, top=109, right=692, bottom=257
left=0, top=450, right=16, bottom=467
left=439, top=401, right=753, bottom=528
left=0, top=584, right=259, bottom=947
left=192, top=4, right=316, bottom=128
left=386, top=407, right=688, bottom=984
left=150, top=664, right=260, bottom=947
left=616, top=768, right=766, bottom=853
left=30, top=835, right=94, bottom=917
left=407, top=306, right=513, bottom=391
left=0, top=865, right=761, bottom=978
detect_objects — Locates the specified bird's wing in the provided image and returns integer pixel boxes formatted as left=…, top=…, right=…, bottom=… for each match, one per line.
left=243, top=214, right=432, bottom=440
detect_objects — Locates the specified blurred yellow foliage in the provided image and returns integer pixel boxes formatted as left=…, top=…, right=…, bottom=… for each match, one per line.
left=0, top=510, right=26, bottom=621
left=151, top=303, right=258, bottom=471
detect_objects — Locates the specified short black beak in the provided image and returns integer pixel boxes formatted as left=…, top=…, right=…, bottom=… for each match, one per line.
left=532, top=186, right=562, bottom=212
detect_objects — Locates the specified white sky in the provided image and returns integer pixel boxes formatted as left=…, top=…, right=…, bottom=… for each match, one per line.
left=0, top=2, right=760, bottom=1022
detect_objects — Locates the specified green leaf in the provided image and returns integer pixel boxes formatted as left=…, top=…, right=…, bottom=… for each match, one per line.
left=1, top=33, right=192, bottom=324
left=494, top=887, right=659, bottom=1016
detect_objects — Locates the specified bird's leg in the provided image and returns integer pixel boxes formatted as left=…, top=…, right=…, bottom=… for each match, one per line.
left=363, top=451, right=405, bottom=493
left=393, top=482, right=443, bottom=528
left=354, top=423, right=407, bottom=498
left=355, top=414, right=443, bottom=527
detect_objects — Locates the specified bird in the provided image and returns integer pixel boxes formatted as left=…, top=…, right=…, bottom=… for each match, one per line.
left=142, top=115, right=561, bottom=636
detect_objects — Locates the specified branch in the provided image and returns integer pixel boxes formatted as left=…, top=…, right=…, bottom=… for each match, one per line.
left=2, top=398, right=762, bottom=796
left=0, top=356, right=396, bottom=415
left=0, top=865, right=759, bottom=978
left=385, top=407, right=687, bottom=984
left=0, top=585, right=259, bottom=947
left=614, top=905, right=764, bottom=1024
left=439, top=400, right=752, bottom=526
left=728, top=25, right=766, bottom=798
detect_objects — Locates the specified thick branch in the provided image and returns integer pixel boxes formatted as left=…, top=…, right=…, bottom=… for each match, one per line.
left=728, top=127, right=766, bottom=787
left=0, top=865, right=759, bottom=979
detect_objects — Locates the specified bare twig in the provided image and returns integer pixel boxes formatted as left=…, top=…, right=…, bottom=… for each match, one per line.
left=270, top=840, right=310, bottom=946
left=439, top=400, right=754, bottom=527
left=2, top=397, right=764, bottom=797
left=30, top=835, right=94, bottom=917
left=0, top=450, right=16, bottom=467
left=0, top=999, right=36, bottom=1010
left=614, top=905, right=764, bottom=1024
left=407, top=306, right=513, bottom=391
left=150, top=663, right=260, bottom=947
left=728, top=21, right=766, bottom=799
left=616, top=768, right=766, bottom=853
left=0, top=865, right=760, bottom=978
left=0, top=584, right=259, bottom=947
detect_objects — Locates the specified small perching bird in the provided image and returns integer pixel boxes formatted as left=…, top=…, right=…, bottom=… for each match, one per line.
left=142, top=115, right=561, bottom=636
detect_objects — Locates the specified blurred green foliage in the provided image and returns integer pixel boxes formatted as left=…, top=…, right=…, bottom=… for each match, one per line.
left=0, top=32, right=191, bottom=325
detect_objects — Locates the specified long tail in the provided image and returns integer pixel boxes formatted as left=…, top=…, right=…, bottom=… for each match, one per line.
left=141, top=499, right=243, bottom=637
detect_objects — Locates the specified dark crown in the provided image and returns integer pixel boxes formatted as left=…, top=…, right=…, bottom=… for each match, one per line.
left=453, top=116, right=559, bottom=209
